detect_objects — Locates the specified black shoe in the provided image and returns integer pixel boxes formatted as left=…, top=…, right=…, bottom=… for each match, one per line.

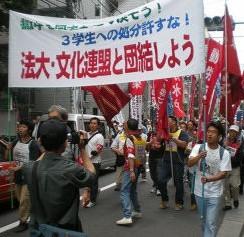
left=14, top=222, right=28, bottom=232
left=234, top=200, right=239, bottom=208
left=114, top=187, right=121, bottom=191
left=223, top=206, right=232, bottom=211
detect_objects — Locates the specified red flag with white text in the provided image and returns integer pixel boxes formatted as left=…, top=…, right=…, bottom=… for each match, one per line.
left=198, top=38, right=223, bottom=140
left=128, top=81, right=147, bottom=96
left=171, top=77, right=185, bottom=118
left=152, top=79, right=172, bottom=139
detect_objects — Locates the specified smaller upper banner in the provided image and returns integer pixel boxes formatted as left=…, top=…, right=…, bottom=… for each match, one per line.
left=9, top=0, right=205, bottom=88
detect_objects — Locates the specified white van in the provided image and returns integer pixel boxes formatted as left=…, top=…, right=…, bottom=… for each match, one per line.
left=38, top=113, right=116, bottom=170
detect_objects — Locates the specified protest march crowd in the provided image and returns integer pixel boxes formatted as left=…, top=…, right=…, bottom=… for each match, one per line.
left=0, top=104, right=244, bottom=237
left=1, top=0, right=244, bottom=237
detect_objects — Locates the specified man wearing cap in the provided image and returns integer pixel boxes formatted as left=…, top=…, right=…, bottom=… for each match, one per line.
left=223, top=125, right=242, bottom=210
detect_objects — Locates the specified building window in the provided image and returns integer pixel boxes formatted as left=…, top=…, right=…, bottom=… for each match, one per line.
left=95, top=4, right=100, bottom=16
left=93, top=107, right=98, bottom=115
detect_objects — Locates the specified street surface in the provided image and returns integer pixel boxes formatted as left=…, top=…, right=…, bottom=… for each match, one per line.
left=0, top=168, right=224, bottom=237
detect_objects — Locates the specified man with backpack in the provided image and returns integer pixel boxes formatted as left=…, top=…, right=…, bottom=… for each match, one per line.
left=116, top=118, right=146, bottom=225
left=188, top=121, right=231, bottom=237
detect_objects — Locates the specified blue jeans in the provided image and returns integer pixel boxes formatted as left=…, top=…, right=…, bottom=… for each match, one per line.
left=120, top=168, right=141, bottom=218
left=195, top=195, right=222, bottom=237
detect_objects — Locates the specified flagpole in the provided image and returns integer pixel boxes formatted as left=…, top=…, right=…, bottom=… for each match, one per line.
left=201, top=71, right=207, bottom=219
left=224, top=2, right=228, bottom=133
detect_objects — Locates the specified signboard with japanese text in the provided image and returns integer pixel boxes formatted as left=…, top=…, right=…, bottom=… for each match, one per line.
left=9, top=0, right=205, bottom=88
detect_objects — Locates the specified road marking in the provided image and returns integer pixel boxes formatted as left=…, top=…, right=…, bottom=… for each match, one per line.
left=0, top=168, right=150, bottom=233
left=0, top=221, right=19, bottom=234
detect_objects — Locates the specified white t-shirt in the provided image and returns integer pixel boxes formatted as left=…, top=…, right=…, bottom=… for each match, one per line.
left=86, top=131, right=104, bottom=163
left=189, top=143, right=231, bottom=198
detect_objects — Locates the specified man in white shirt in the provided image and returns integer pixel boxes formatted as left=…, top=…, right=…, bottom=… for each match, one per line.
left=85, top=117, right=104, bottom=207
left=188, top=121, right=231, bottom=237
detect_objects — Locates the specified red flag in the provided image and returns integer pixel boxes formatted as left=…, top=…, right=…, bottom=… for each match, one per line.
left=242, top=71, right=244, bottom=99
left=220, top=6, right=242, bottom=123
left=171, top=77, right=185, bottom=118
left=128, top=81, right=147, bottom=96
left=82, top=85, right=130, bottom=126
left=198, top=38, right=223, bottom=140
left=152, top=79, right=172, bottom=139
left=223, top=6, right=241, bottom=77
left=189, top=75, right=196, bottom=120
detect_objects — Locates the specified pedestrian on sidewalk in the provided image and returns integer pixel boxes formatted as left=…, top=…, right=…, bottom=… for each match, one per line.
left=188, top=121, right=231, bottom=237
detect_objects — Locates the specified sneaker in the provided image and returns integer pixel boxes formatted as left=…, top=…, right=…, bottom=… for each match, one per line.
left=175, top=204, right=183, bottom=211
left=156, top=190, right=161, bottom=196
left=234, top=200, right=239, bottom=208
left=190, top=203, right=197, bottom=211
left=132, top=211, right=142, bottom=218
left=116, top=217, right=133, bottom=225
left=223, top=205, right=232, bottom=211
left=14, top=222, right=28, bottom=232
left=150, top=188, right=156, bottom=193
left=85, top=201, right=96, bottom=208
left=160, top=201, right=169, bottom=209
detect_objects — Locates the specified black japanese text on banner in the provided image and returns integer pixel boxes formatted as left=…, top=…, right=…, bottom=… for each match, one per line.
left=8, top=0, right=205, bottom=88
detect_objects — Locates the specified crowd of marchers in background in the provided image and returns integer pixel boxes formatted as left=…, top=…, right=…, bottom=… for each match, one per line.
left=0, top=106, right=244, bottom=237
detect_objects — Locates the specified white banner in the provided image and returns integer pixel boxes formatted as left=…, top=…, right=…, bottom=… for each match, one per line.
left=130, top=95, right=143, bottom=125
left=9, top=0, right=205, bottom=88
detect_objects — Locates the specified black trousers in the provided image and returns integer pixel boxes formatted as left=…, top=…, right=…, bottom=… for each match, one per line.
left=90, top=163, right=101, bottom=203
left=149, top=157, right=160, bottom=189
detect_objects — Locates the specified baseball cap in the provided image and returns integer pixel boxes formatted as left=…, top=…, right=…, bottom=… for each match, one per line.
left=229, top=125, right=240, bottom=133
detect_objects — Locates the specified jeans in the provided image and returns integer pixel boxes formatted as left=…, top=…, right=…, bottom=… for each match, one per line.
left=120, top=168, right=141, bottom=218
left=195, top=195, right=222, bottom=237
left=90, top=163, right=100, bottom=203
left=157, top=160, right=184, bottom=204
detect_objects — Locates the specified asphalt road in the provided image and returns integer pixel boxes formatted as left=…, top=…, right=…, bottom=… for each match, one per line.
left=0, top=168, right=224, bottom=237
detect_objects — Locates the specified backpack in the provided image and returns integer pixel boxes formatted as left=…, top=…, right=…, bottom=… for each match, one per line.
left=130, top=135, right=147, bottom=166
left=198, top=143, right=225, bottom=160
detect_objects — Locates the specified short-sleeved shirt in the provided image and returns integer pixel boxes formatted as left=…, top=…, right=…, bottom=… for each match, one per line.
left=189, top=143, right=231, bottom=198
left=13, top=139, right=41, bottom=184
left=163, top=129, right=189, bottom=163
left=23, top=152, right=95, bottom=231
left=85, top=131, right=104, bottom=163
left=110, top=131, right=126, bottom=150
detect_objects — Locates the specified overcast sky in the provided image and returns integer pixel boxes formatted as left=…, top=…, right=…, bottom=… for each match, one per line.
left=203, top=0, right=244, bottom=71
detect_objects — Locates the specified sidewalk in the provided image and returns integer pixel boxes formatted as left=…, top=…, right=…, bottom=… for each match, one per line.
left=217, top=194, right=244, bottom=237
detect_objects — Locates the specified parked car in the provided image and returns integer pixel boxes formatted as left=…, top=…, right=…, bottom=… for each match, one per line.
left=38, top=113, right=116, bottom=170
left=0, top=161, right=16, bottom=203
